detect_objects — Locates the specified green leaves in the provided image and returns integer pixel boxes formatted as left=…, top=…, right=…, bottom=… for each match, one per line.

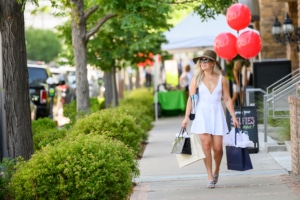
left=193, top=0, right=237, bottom=20
left=25, top=27, right=62, bottom=63
left=10, top=134, right=138, bottom=199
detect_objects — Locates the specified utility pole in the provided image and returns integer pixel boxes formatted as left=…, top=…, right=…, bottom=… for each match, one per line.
left=0, top=32, right=8, bottom=160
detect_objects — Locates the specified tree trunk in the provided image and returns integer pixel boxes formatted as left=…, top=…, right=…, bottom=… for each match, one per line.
left=135, top=69, right=140, bottom=88
left=71, top=0, right=90, bottom=113
left=104, top=67, right=118, bottom=108
left=112, top=66, right=118, bottom=107
left=104, top=71, right=113, bottom=108
left=0, top=0, right=34, bottom=160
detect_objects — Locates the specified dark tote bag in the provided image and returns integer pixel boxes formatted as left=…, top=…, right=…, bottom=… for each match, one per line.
left=226, top=128, right=253, bottom=171
left=171, top=128, right=192, bottom=155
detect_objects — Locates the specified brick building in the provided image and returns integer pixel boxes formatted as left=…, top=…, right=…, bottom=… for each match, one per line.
left=252, top=0, right=300, bottom=177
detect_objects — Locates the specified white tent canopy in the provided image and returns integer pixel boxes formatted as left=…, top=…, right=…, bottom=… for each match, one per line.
left=162, top=13, right=251, bottom=53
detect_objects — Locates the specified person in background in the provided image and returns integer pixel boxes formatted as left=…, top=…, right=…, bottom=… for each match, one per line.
left=179, top=64, right=193, bottom=97
left=232, top=60, right=243, bottom=106
left=178, top=58, right=183, bottom=79
left=242, top=59, right=253, bottom=88
left=145, top=67, right=152, bottom=90
left=181, top=49, right=239, bottom=189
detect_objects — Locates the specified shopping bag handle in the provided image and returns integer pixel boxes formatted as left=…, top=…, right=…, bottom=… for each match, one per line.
left=234, top=127, right=239, bottom=146
left=179, top=127, right=189, bottom=137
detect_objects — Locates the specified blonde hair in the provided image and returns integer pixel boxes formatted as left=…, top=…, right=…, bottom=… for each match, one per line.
left=193, top=60, right=221, bottom=86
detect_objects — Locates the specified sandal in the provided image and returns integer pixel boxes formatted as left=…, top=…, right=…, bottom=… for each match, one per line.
left=207, top=180, right=215, bottom=189
left=213, top=174, right=219, bottom=185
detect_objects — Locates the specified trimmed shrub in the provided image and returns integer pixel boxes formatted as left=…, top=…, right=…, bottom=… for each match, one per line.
left=63, top=97, right=105, bottom=128
left=9, top=134, right=139, bottom=199
left=0, top=158, right=16, bottom=199
left=121, top=88, right=154, bottom=117
left=32, top=118, right=57, bottom=131
left=32, top=118, right=67, bottom=151
left=33, top=128, right=67, bottom=151
left=68, top=109, right=144, bottom=157
left=117, top=105, right=151, bottom=142
left=119, top=88, right=154, bottom=139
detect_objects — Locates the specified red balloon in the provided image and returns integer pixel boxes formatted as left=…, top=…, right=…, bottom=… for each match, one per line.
left=214, top=32, right=238, bottom=60
left=236, top=30, right=262, bottom=59
left=226, top=3, right=251, bottom=31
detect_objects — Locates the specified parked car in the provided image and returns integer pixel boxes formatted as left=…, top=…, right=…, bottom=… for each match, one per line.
left=28, top=64, right=52, bottom=118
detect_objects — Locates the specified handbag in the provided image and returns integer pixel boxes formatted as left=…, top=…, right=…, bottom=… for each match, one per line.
left=171, top=128, right=191, bottom=155
left=225, top=128, right=253, bottom=171
left=176, top=134, right=205, bottom=167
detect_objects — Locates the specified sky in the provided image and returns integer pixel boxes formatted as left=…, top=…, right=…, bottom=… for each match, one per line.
left=24, top=1, right=66, bottom=30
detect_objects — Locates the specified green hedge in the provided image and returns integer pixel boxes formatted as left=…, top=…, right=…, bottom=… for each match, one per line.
left=32, top=118, right=67, bottom=151
left=9, top=134, right=139, bottom=200
left=6, top=88, right=154, bottom=199
left=63, top=97, right=105, bottom=128
left=68, top=109, right=144, bottom=157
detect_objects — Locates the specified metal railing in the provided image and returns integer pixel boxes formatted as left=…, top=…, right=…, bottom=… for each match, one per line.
left=245, top=68, right=300, bottom=142
left=266, top=68, right=300, bottom=118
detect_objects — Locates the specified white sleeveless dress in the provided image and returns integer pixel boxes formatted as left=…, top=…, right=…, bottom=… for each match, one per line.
left=190, top=75, right=229, bottom=136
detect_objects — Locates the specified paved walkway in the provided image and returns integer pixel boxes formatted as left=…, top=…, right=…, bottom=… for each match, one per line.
left=130, top=116, right=300, bottom=200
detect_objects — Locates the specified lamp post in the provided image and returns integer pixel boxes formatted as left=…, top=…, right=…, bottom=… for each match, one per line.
left=272, top=13, right=300, bottom=44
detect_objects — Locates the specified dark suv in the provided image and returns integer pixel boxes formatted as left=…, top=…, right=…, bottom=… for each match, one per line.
left=28, top=64, right=52, bottom=118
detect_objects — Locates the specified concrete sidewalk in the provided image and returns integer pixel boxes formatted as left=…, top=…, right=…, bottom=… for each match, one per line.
left=130, top=116, right=300, bottom=200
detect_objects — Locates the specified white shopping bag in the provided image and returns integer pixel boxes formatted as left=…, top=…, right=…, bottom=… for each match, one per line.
left=236, top=131, right=254, bottom=148
left=224, top=128, right=254, bottom=148
left=223, top=128, right=236, bottom=147
left=176, top=134, right=205, bottom=167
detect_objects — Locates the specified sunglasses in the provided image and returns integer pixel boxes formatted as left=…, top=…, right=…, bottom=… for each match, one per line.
left=199, top=58, right=211, bottom=63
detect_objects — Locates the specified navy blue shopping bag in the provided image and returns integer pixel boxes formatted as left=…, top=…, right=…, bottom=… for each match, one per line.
left=226, top=128, right=253, bottom=171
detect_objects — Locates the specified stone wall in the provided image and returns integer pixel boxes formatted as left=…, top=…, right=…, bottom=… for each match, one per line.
left=258, top=0, right=299, bottom=70
left=259, top=0, right=287, bottom=59
left=288, top=96, right=300, bottom=175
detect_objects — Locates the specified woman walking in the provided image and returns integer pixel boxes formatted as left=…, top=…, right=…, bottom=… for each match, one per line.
left=181, top=50, right=239, bottom=189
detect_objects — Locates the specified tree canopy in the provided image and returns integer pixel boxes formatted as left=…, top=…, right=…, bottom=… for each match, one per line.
left=51, top=0, right=237, bottom=111
left=25, top=27, right=62, bottom=63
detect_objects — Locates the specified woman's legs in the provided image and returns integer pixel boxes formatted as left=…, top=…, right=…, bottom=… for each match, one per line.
left=232, top=84, right=240, bottom=106
left=212, top=135, right=223, bottom=175
left=199, top=134, right=223, bottom=183
left=199, top=134, right=213, bottom=181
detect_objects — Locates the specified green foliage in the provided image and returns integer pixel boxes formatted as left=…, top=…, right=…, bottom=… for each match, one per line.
left=31, top=118, right=67, bottom=151
left=62, top=99, right=77, bottom=127
left=119, top=88, right=154, bottom=136
left=277, top=118, right=290, bottom=141
left=90, top=97, right=106, bottom=112
left=69, top=109, right=144, bottom=157
left=32, top=117, right=57, bottom=131
left=193, top=0, right=237, bottom=20
left=33, top=128, right=67, bottom=151
left=56, top=0, right=172, bottom=70
left=6, top=88, right=154, bottom=198
left=0, top=158, right=16, bottom=199
left=25, top=27, right=62, bottom=63
left=63, top=97, right=105, bottom=128
left=267, top=114, right=290, bottom=141
left=9, top=134, right=139, bottom=199
left=256, top=99, right=291, bottom=141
